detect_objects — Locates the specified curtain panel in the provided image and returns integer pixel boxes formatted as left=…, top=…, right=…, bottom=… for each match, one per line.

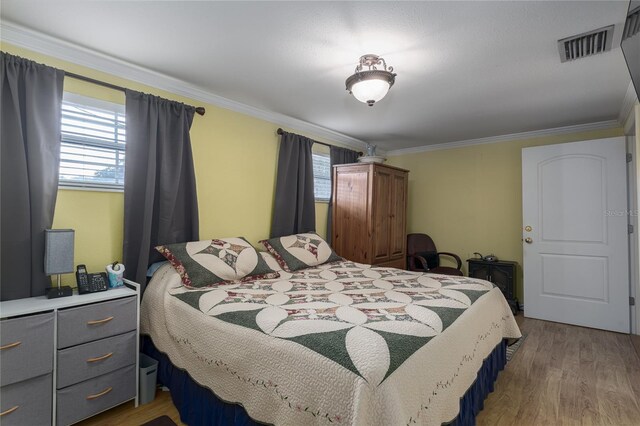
left=271, top=132, right=316, bottom=238
left=0, top=52, right=64, bottom=300
left=123, top=90, right=199, bottom=290
left=327, top=146, right=359, bottom=240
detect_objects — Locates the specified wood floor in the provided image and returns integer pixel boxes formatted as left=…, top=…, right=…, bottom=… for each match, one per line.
left=77, top=390, right=184, bottom=426
left=78, top=316, right=640, bottom=426
left=477, top=316, right=640, bottom=426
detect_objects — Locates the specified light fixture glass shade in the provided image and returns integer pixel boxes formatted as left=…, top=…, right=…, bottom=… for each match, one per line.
left=345, top=54, right=396, bottom=106
left=350, top=79, right=391, bottom=105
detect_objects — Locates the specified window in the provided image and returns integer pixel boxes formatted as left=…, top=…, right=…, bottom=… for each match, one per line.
left=313, top=152, right=331, bottom=201
left=59, top=93, right=126, bottom=190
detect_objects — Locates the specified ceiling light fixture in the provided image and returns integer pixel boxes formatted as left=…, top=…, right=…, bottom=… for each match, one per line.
left=345, top=54, right=396, bottom=107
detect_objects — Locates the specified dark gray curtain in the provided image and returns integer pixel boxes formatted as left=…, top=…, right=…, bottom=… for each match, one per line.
left=123, top=90, right=199, bottom=289
left=327, top=146, right=359, bottom=240
left=271, top=131, right=316, bottom=238
left=1, top=52, right=64, bottom=301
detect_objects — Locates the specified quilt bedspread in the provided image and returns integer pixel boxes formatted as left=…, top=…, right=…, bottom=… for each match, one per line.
left=141, top=260, right=521, bottom=426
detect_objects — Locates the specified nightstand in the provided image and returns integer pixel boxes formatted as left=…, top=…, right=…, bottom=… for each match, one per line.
left=467, top=259, right=519, bottom=314
left=0, top=280, right=140, bottom=425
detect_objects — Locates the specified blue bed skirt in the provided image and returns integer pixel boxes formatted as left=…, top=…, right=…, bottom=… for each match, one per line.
left=142, top=337, right=506, bottom=426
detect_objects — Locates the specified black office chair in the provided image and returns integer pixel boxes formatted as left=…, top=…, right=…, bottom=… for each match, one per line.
left=406, top=233, right=463, bottom=276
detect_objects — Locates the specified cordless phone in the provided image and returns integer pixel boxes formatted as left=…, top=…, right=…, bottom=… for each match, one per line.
left=76, top=264, right=108, bottom=294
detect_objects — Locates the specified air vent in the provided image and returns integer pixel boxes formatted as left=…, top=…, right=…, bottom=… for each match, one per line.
left=623, top=5, right=640, bottom=41
left=558, top=25, right=614, bottom=62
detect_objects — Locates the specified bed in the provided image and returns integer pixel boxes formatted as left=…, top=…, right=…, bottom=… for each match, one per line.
left=141, top=257, right=521, bottom=426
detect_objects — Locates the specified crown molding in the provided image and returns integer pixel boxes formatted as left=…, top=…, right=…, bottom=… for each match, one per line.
left=0, top=21, right=367, bottom=150
left=619, top=80, right=638, bottom=126
left=386, top=120, right=621, bottom=156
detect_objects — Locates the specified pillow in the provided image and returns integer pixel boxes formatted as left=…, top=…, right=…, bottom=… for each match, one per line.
left=260, top=232, right=342, bottom=272
left=146, top=261, right=168, bottom=278
left=156, top=237, right=280, bottom=288
left=259, top=251, right=283, bottom=272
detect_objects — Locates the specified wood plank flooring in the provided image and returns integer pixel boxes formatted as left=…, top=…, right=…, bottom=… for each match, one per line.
left=78, top=316, right=640, bottom=426
left=477, top=317, right=640, bottom=426
left=77, top=391, right=184, bottom=426
left=631, top=334, right=640, bottom=361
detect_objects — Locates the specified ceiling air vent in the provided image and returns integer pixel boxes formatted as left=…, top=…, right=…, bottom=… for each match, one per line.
left=558, top=25, right=614, bottom=62
left=623, top=5, right=640, bottom=41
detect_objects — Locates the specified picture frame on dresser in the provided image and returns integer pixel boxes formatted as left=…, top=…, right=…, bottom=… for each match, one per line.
left=0, top=279, right=140, bottom=426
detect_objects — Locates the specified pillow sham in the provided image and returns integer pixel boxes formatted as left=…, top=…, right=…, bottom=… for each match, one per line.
left=156, top=237, right=280, bottom=288
left=260, top=232, right=342, bottom=272
left=259, top=251, right=283, bottom=272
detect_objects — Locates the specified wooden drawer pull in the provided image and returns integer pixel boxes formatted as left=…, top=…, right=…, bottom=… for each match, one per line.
left=0, top=406, right=19, bottom=417
left=86, top=387, right=112, bottom=400
left=87, top=316, right=114, bottom=325
left=0, top=341, right=21, bottom=350
left=87, top=352, right=113, bottom=363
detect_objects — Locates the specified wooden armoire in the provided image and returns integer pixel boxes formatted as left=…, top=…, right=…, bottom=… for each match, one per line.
left=331, top=163, right=409, bottom=269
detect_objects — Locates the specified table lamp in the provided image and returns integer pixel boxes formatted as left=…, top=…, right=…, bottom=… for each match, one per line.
left=45, top=229, right=75, bottom=298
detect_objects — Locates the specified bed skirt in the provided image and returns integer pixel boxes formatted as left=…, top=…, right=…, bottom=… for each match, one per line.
left=142, top=336, right=507, bottom=426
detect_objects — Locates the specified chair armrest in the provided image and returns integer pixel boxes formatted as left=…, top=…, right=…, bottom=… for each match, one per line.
left=407, top=254, right=429, bottom=271
left=437, top=252, right=462, bottom=270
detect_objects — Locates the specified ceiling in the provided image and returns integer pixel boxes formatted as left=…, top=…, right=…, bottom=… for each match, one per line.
left=0, top=1, right=633, bottom=151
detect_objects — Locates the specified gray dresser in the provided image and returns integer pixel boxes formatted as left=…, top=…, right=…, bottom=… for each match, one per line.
left=0, top=282, right=139, bottom=425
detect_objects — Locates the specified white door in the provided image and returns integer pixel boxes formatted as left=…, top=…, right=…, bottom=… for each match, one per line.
left=522, top=137, right=629, bottom=333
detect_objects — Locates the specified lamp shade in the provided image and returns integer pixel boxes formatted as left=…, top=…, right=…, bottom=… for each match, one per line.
left=44, top=229, right=75, bottom=275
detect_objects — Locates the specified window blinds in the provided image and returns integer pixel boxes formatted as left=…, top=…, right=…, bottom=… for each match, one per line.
left=59, top=100, right=126, bottom=189
left=312, top=153, right=331, bottom=201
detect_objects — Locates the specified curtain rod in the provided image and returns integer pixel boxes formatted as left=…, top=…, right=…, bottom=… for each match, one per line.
left=64, top=71, right=206, bottom=116
left=276, top=128, right=362, bottom=155
left=276, top=127, right=331, bottom=148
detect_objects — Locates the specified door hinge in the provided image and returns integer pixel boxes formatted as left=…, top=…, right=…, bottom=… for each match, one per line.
left=630, top=224, right=635, bottom=234
left=631, top=297, right=636, bottom=306
left=627, top=153, right=633, bottom=163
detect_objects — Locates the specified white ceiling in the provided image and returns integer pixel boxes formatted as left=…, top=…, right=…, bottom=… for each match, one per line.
left=0, top=1, right=633, bottom=151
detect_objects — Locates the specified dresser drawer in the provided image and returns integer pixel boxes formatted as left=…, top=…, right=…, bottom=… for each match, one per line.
left=0, top=373, right=52, bottom=426
left=0, top=312, right=54, bottom=386
left=57, top=297, right=136, bottom=349
left=57, top=331, right=136, bottom=389
left=56, top=365, right=135, bottom=426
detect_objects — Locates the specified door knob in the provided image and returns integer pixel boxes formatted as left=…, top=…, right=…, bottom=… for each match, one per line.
left=524, top=237, right=533, bottom=244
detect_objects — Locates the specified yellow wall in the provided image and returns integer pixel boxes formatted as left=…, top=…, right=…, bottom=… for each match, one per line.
left=387, top=127, right=624, bottom=302
left=1, top=43, right=341, bottom=287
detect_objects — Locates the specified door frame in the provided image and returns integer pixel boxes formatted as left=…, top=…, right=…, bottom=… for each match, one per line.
left=624, top=103, right=639, bottom=335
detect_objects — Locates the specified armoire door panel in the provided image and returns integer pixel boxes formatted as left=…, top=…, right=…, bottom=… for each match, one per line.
left=332, top=170, right=370, bottom=263
left=389, top=172, right=407, bottom=258
left=373, top=168, right=391, bottom=261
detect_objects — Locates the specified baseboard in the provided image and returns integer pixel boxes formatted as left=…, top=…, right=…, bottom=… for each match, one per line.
left=631, top=334, right=640, bottom=360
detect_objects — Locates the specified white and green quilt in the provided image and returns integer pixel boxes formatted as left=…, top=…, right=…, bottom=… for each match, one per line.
left=141, top=260, right=521, bottom=426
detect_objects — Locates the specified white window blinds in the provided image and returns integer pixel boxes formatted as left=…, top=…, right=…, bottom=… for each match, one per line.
left=312, top=153, right=331, bottom=201
left=59, top=93, right=126, bottom=190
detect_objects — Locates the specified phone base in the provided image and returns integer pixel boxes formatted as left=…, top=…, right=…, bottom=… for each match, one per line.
left=46, top=286, right=73, bottom=299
